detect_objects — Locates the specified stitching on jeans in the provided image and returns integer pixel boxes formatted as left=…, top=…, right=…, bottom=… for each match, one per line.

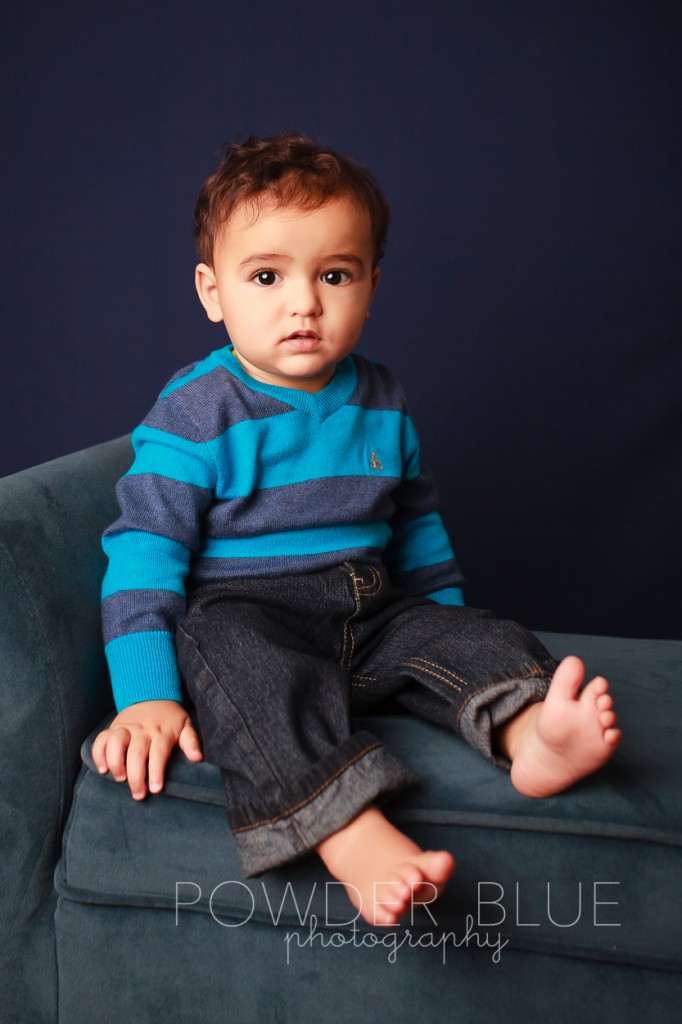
left=526, top=665, right=549, bottom=678
left=342, top=569, right=361, bottom=668
left=232, top=741, right=383, bottom=833
left=405, top=656, right=469, bottom=688
left=340, top=563, right=382, bottom=670
left=402, top=659, right=464, bottom=693
left=356, top=565, right=382, bottom=596
left=340, top=564, right=356, bottom=668
left=350, top=673, right=378, bottom=688
left=177, top=624, right=294, bottom=790
left=342, top=610, right=352, bottom=667
left=455, top=676, right=550, bottom=731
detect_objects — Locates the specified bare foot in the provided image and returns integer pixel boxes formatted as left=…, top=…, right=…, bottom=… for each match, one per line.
left=502, top=656, right=622, bottom=798
left=317, top=806, right=455, bottom=927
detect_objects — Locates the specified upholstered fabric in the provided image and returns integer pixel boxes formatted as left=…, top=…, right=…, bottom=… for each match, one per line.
left=0, top=437, right=131, bottom=1024
left=58, top=634, right=681, bottom=980
left=1, top=437, right=681, bottom=1023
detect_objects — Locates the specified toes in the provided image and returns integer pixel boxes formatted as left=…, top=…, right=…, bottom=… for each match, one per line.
left=581, top=675, right=609, bottom=701
left=400, top=863, right=425, bottom=886
left=549, top=656, right=585, bottom=702
left=373, top=878, right=412, bottom=926
left=595, top=691, right=613, bottom=712
left=599, top=709, right=617, bottom=730
left=604, top=727, right=622, bottom=747
left=372, top=903, right=400, bottom=927
left=371, top=854, right=454, bottom=927
left=423, top=851, right=456, bottom=886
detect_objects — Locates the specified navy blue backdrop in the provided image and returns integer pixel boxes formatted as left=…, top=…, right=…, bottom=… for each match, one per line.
left=2, top=1, right=681, bottom=639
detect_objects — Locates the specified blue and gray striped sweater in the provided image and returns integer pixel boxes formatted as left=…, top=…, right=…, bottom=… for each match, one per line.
left=102, top=347, right=464, bottom=711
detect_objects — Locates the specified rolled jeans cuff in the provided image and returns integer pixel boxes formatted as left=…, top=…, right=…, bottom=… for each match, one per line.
left=458, top=672, right=554, bottom=769
left=231, top=732, right=417, bottom=877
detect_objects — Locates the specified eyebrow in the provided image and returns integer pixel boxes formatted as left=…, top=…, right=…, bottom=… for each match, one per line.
left=239, top=253, right=289, bottom=269
left=326, top=253, right=366, bottom=271
left=238, top=252, right=367, bottom=270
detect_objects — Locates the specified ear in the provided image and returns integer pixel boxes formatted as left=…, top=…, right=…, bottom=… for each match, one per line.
left=365, top=266, right=381, bottom=318
left=195, top=263, right=224, bottom=323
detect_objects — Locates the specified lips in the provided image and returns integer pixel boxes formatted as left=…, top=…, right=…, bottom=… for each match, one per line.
left=285, top=330, right=319, bottom=341
left=283, top=331, right=321, bottom=352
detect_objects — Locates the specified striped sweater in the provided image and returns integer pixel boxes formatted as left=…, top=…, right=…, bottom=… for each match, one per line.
left=102, top=347, right=464, bottom=711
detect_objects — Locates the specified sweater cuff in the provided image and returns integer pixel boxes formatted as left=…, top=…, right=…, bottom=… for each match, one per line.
left=105, top=630, right=184, bottom=711
left=426, top=586, right=465, bottom=606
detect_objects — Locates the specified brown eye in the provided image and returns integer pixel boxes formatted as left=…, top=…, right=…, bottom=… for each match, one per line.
left=253, top=271, right=279, bottom=286
left=321, top=270, right=351, bottom=286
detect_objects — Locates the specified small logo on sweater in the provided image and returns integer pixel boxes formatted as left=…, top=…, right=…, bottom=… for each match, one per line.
left=369, top=451, right=383, bottom=471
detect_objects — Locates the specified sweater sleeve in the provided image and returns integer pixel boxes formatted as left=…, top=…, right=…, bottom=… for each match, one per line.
left=383, top=405, right=465, bottom=606
left=101, top=402, right=217, bottom=711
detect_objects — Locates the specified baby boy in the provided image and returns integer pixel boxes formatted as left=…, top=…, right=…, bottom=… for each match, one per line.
left=94, top=132, right=621, bottom=927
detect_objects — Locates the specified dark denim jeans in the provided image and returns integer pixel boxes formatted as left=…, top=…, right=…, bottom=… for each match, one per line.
left=176, top=562, right=557, bottom=876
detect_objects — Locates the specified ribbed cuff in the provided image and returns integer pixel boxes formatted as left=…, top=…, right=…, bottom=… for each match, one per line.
left=105, top=630, right=184, bottom=711
left=426, top=586, right=465, bottom=606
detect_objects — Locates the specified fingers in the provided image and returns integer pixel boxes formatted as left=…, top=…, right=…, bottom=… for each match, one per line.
left=92, top=725, right=151, bottom=799
left=91, top=715, right=203, bottom=801
left=93, top=726, right=132, bottom=782
left=148, top=733, right=176, bottom=794
left=91, top=730, right=109, bottom=773
left=178, top=721, right=204, bottom=762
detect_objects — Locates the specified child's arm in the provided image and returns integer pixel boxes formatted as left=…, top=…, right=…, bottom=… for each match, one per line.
left=383, top=387, right=464, bottom=603
left=101, top=393, right=218, bottom=712
left=92, top=699, right=203, bottom=801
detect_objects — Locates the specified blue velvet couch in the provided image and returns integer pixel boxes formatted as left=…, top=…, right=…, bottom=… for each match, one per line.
left=1, top=437, right=681, bottom=1023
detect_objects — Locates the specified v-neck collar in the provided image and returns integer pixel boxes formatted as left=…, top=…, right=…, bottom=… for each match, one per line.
left=216, top=346, right=358, bottom=423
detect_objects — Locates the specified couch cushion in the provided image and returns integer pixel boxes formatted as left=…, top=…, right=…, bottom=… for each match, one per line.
left=0, top=437, right=131, bottom=1024
left=56, top=632, right=682, bottom=972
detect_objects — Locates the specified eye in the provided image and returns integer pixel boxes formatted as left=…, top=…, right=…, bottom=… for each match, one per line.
left=252, top=270, right=281, bottom=286
left=321, top=269, right=351, bottom=286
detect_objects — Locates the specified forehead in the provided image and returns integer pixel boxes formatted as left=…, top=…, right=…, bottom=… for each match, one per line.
left=215, top=195, right=374, bottom=259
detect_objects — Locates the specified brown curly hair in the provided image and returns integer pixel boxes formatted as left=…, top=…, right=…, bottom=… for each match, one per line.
left=194, top=132, right=390, bottom=267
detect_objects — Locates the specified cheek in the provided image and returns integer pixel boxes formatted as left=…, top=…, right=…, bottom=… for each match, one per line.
left=335, top=295, right=367, bottom=323
left=227, top=297, right=267, bottom=331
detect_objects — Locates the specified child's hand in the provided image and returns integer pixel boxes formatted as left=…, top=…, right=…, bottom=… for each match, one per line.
left=92, top=699, right=203, bottom=801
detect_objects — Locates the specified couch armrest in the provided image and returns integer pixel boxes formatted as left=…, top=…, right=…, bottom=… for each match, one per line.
left=0, top=436, right=132, bottom=1019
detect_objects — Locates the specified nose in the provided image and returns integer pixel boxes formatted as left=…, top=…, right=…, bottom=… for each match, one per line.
left=288, top=277, right=322, bottom=318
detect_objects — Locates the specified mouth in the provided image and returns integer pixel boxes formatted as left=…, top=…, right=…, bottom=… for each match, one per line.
left=283, top=331, right=321, bottom=352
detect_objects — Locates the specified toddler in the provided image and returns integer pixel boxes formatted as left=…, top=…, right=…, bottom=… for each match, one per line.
left=94, top=132, right=621, bottom=927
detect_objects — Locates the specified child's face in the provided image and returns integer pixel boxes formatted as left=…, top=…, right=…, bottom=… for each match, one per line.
left=195, top=196, right=380, bottom=393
